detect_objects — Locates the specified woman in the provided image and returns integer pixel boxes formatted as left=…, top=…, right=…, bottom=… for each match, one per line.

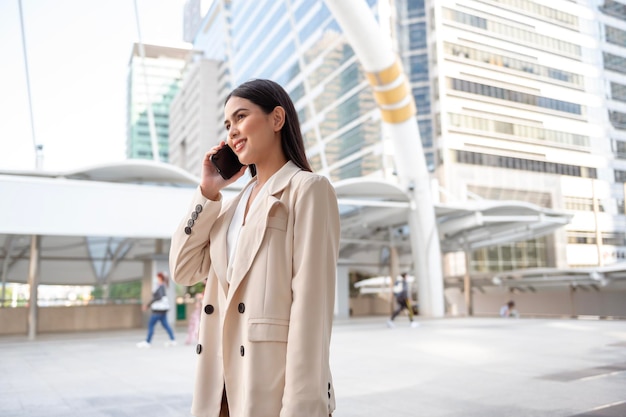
left=169, top=79, right=340, bottom=417
left=137, top=271, right=177, bottom=348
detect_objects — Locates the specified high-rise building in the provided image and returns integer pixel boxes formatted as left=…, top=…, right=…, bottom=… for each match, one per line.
left=126, top=43, right=191, bottom=162
left=169, top=58, right=221, bottom=177
left=183, top=0, right=203, bottom=43
left=599, top=0, right=626, bottom=263
left=170, top=1, right=233, bottom=176
left=173, top=0, right=626, bottom=276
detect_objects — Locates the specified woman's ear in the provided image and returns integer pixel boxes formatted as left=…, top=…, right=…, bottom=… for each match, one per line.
left=272, top=106, right=285, bottom=132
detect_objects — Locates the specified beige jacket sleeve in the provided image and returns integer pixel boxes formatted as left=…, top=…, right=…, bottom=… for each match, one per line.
left=169, top=187, right=222, bottom=287
left=281, top=175, right=340, bottom=417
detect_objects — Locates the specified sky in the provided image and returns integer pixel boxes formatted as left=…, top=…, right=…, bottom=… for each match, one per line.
left=0, top=0, right=188, bottom=172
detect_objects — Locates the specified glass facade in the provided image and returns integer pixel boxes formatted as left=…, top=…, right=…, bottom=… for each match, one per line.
left=471, top=238, right=547, bottom=272
left=126, top=45, right=189, bottom=161
left=223, top=0, right=382, bottom=181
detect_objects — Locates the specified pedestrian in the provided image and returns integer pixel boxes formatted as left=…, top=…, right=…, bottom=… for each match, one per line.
left=500, top=300, right=519, bottom=318
left=169, top=79, right=340, bottom=417
left=136, top=271, right=177, bottom=348
left=185, top=290, right=203, bottom=345
left=387, top=272, right=419, bottom=328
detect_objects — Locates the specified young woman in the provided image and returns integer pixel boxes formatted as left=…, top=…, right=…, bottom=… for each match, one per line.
left=137, top=271, right=177, bottom=348
left=169, top=79, right=340, bottom=417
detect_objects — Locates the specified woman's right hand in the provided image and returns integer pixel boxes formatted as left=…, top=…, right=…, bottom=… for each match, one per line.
left=200, top=141, right=247, bottom=200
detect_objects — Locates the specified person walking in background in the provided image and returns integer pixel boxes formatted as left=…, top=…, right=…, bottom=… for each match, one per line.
left=185, top=289, right=204, bottom=345
left=500, top=300, right=519, bottom=318
left=169, top=79, right=340, bottom=417
left=137, top=271, right=177, bottom=348
left=387, top=272, right=419, bottom=328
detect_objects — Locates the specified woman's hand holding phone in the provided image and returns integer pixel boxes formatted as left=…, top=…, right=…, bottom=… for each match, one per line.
left=200, top=141, right=246, bottom=200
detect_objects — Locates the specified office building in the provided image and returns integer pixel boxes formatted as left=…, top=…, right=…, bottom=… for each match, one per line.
left=126, top=43, right=191, bottom=162
left=169, top=58, right=221, bottom=178
left=600, top=0, right=626, bottom=261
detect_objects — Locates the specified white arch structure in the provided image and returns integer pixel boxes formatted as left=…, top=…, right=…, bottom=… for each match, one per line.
left=323, top=0, right=445, bottom=317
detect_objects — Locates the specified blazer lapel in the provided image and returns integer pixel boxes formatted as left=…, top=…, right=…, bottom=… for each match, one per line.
left=226, top=161, right=301, bottom=302
left=210, top=192, right=242, bottom=295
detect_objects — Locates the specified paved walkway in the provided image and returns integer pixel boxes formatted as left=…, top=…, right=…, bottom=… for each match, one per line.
left=1, top=316, right=625, bottom=417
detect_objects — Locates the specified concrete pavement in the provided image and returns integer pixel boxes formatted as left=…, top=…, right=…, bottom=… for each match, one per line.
left=1, top=316, right=625, bottom=416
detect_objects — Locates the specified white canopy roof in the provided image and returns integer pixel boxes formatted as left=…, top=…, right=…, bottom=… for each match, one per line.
left=335, top=178, right=572, bottom=273
left=0, top=161, right=214, bottom=285
left=0, top=165, right=572, bottom=285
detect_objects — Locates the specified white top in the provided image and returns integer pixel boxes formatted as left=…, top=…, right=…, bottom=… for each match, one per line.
left=226, top=180, right=268, bottom=283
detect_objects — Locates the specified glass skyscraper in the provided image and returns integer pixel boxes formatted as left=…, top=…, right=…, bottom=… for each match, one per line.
left=126, top=43, right=191, bottom=162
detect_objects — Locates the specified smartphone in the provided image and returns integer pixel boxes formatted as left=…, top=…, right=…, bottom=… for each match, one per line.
left=210, top=145, right=245, bottom=180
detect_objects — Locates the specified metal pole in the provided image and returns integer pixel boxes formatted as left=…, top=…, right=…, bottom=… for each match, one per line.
left=592, top=180, right=603, bottom=266
left=27, top=235, right=40, bottom=340
left=1, top=236, right=16, bottom=308
left=389, top=245, right=399, bottom=315
left=463, top=245, right=473, bottom=316
left=17, top=0, right=41, bottom=169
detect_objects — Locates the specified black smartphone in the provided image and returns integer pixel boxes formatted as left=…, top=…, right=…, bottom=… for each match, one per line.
left=210, top=145, right=244, bottom=180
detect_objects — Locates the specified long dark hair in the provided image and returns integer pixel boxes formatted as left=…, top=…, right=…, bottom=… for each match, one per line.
left=225, top=79, right=312, bottom=172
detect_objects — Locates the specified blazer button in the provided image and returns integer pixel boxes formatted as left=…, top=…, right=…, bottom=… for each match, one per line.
left=191, top=211, right=198, bottom=220
left=184, top=226, right=192, bottom=235
left=187, top=219, right=195, bottom=227
left=196, top=344, right=202, bottom=354
left=195, top=204, right=203, bottom=213
left=204, top=304, right=214, bottom=314
left=237, top=303, right=245, bottom=313
left=240, top=345, right=245, bottom=356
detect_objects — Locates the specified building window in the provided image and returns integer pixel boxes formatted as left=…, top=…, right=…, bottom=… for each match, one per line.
left=450, top=78, right=583, bottom=115
left=418, top=119, right=432, bottom=148
left=566, top=231, right=597, bottom=245
left=615, top=169, right=626, bottom=182
left=610, top=111, right=626, bottom=130
left=407, top=0, right=426, bottom=18
left=455, top=150, right=597, bottom=178
left=471, top=238, right=547, bottom=272
left=613, top=139, right=626, bottom=159
left=611, top=82, right=626, bottom=103
left=489, top=0, right=579, bottom=27
left=443, top=8, right=581, bottom=57
left=601, top=0, right=626, bottom=20
left=564, top=197, right=604, bottom=212
left=603, top=52, right=626, bottom=75
left=606, top=25, right=626, bottom=48
left=409, top=54, right=429, bottom=82
left=413, top=86, right=431, bottom=115
left=566, top=231, right=625, bottom=246
left=409, top=21, right=427, bottom=49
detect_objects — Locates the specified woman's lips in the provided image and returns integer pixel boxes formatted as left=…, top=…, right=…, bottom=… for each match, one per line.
left=233, top=139, right=246, bottom=152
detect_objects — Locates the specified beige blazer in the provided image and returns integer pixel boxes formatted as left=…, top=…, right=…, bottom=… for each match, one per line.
left=170, top=161, right=340, bottom=417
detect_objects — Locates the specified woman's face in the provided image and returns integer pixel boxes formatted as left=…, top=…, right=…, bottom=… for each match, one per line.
left=223, top=96, right=280, bottom=167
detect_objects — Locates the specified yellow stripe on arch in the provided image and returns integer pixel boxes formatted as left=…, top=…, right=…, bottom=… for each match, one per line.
left=380, top=101, right=416, bottom=124
left=373, top=80, right=411, bottom=106
left=366, top=60, right=402, bottom=86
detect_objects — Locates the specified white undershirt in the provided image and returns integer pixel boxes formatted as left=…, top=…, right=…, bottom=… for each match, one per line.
left=226, top=180, right=268, bottom=283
